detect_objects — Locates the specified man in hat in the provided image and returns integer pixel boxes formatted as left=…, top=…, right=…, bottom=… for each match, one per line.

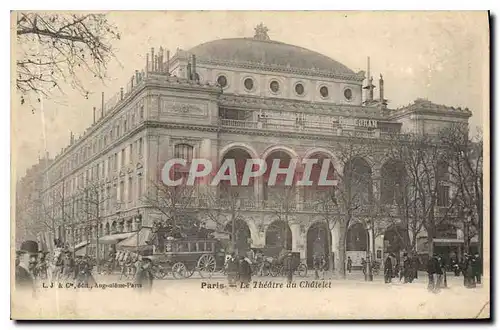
left=15, top=240, right=39, bottom=296
left=384, top=254, right=393, bottom=284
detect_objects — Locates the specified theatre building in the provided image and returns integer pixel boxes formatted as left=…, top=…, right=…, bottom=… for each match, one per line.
left=38, top=25, right=473, bottom=267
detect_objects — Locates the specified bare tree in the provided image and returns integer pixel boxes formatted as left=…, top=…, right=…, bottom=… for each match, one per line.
left=142, top=179, right=200, bottom=250
left=439, top=124, right=483, bottom=254
left=384, top=132, right=457, bottom=256
left=200, top=185, right=244, bottom=252
left=270, top=184, right=296, bottom=252
left=315, top=186, right=339, bottom=275
left=16, top=12, right=120, bottom=107
left=315, top=135, right=375, bottom=278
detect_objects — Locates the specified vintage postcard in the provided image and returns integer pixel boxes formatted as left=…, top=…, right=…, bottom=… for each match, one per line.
left=11, top=11, right=490, bottom=320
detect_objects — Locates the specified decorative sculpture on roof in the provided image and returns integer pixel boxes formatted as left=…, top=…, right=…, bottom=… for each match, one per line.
left=254, top=23, right=270, bottom=40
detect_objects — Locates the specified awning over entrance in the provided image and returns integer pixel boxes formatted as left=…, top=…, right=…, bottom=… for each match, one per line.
left=434, top=238, right=479, bottom=246
left=75, top=245, right=89, bottom=257
left=116, top=227, right=152, bottom=251
left=92, top=232, right=135, bottom=245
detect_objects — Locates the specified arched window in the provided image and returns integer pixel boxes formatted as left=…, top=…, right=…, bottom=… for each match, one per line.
left=344, top=158, right=372, bottom=206
left=174, top=144, right=194, bottom=163
left=173, top=144, right=194, bottom=184
left=380, top=160, right=406, bottom=205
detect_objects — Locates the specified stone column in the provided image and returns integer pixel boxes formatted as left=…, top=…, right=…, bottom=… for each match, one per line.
left=331, top=224, right=340, bottom=271
left=368, top=226, right=375, bottom=260
left=372, top=167, right=381, bottom=203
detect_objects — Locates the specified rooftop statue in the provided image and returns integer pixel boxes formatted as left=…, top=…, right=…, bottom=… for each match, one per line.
left=254, top=23, right=270, bottom=41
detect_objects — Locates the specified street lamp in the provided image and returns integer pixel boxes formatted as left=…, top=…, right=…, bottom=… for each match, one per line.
left=365, top=224, right=373, bottom=282
left=135, top=211, right=143, bottom=256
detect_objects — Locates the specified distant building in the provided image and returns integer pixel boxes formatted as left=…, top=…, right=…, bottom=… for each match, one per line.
left=15, top=156, right=52, bottom=248
left=28, top=25, right=474, bottom=266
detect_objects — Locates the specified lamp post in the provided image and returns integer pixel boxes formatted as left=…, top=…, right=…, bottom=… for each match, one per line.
left=365, top=223, right=373, bottom=282
left=135, top=211, right=143, bottom=256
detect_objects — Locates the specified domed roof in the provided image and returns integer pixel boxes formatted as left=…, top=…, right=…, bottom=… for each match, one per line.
left=188, top=37, right=355, bottom=76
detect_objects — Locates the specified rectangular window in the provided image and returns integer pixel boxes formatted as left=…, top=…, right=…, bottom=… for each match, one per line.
left=114, top=153, right=118, bottom=170
left=120, top=181, right=125, bottom=203
left=140, top=106, right=144, bottom=119
left=138, top=138, right=143, bottom=157
left=129, top=144, right=133, bottom=164
left=121, top=148, right=125, bottom=168
left=124, top=119, right=127, bottom=132
left=437, top=185, right=450, bottom=207
left=128, top=177, right=133, bottom=203
left=137, top=176, right=143, bottom=199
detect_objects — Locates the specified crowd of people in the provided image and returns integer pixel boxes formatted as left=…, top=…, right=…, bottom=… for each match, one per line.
left=378, top=251, right=483, bottom=293
left=15, top=237, right=483, bottom=298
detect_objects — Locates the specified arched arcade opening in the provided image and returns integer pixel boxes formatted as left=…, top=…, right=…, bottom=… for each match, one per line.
left=306, top=222, right=332, bottom=268
left=265, top=220, right=292, bottom=254
left=225, top=219, right=251, bottom=255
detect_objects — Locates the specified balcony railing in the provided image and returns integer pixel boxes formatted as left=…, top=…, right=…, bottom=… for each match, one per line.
left=219, top=119, right=384, bottom=138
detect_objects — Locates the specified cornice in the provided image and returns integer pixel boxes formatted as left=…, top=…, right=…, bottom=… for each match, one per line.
left=219, top=95, right=386, bottom=119
left=390, top=99, right=473, bottom=120
left=47, top=75, right=222, bottom=173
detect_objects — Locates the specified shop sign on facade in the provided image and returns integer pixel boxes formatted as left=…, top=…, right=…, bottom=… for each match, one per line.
left=339, top=116, right=378, bottom=128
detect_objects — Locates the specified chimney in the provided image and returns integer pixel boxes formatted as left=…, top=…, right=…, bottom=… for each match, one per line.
left=379, top=74, right=384, bottom=103
left=70, top=131, right=74, bottom=144
left=120, top=87, right=124, bottom=100
left=369, top=76, right=374, bottom=101
left=166, top=50, right=170, bottom=75
left=146, top=52, right=149, bottom=72
left=131, top=75, right=134, bottom=88
left=93, top=106, right=96, bottom=124
left=151, top=48, right=155, bottom=71
left=192, top=54, right=197, bottom=80
left=159, top=47, right=164, bottom=72
left=187, top=62, right=192, bottom=80
left=101, top=92, right=104, bottom=117
left=366, top=57, right=372, bottom=102
left=135, top=70, right=139, bottom=84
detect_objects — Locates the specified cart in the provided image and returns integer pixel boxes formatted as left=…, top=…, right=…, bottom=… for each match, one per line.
left=145, top=237, right=227, bottom=279
left=269, top=251, right=308, bottom=277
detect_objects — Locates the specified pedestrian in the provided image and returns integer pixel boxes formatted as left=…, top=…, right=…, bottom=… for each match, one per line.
left=347, top=256, right=353, bottom=274
left=361, top=258, right=367, bottom=276
left=384, top=254, right=393, bottom=284
left=402, top=253, right=412, bottom=283
left=463, top=253, right=476, bottom=288
left=15, top=240, right=39, bottom=298
left=239, top=256, right=252, bottom=288
left=473, top=253, right=482, bottom=285
left=226, top=253, right=239, bottom=288
left=134, top=257, right=154, bottom=293
left=411, top=253, right=420, bottom=280
left=62, top=249, right=74, bottom=282
left=313, top=254, right=322, bottom=280
left=427, top=254, right=442, bottom=293
left=285, top=251, right=294, bottom=284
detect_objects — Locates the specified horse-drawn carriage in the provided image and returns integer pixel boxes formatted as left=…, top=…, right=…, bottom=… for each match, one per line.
left=253, top=248, right=308, bottom=278
left=146, top=237, right=227, bottom=279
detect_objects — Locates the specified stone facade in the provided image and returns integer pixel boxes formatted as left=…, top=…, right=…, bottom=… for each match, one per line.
left=29, top=31, right=472, bottom=267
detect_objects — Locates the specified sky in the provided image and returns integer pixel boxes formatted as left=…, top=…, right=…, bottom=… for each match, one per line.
left=12, top=11, right=489, bottom=179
